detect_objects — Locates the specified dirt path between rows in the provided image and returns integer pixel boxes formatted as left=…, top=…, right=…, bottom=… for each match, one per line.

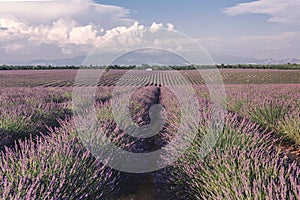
left=117, top=86, right=163, bottom=200
left=118, top=175, right=155, bottom=200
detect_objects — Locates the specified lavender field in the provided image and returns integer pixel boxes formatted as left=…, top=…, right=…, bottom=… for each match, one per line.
left=0, top=69, right=299, bottom=199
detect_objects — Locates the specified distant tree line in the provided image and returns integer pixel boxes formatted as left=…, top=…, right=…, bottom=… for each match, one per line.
left=216, top=63, right=300, bottom=70
left=0, top=65, right=80, bottom=70
left=0, top=63, right=299, bottom=70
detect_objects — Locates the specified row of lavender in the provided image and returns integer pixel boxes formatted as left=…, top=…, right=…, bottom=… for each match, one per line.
left=0, top=86, right=116, bottom=151
left=1, top=70, right=300, bottom=87
left=225, top=84, right=300, bottom=146
left=0, top=87, right=73, bottom=151
left=0, top=86, right=161, bottom=199
left=194, top=84, right=300, bottom=146
left=154, top=86, right=300, bottom=199
left=1, top=84, right=299, bottom=199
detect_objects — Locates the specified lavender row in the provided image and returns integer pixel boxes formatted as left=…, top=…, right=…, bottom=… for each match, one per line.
left=154, top=87, right=300, bottom=199
left=180, top=114, right=299, bottom=199
left=0, top=119, right=123, bottom=199
left=0, top=87, right=73, bottom=151
left=0, top=84, right=156, bottom=200
left=0, top=86, right=118, bottom=151
left=73, top=86, right=161, bottom=198
left=193, top=84, right=300, bottom=145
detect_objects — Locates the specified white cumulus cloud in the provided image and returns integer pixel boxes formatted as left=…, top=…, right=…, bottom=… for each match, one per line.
left=223, top=0, right=300, bottom=24
left=0, top=0, right=178, bottom=63
left=0, top=0, right=133, bottom=27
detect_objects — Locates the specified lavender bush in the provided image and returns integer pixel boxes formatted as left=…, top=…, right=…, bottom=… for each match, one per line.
left=73, top=86, right=162, bottom=197
left=0, top=87, right=72, bottom=150
left=157, top=104, right=300, bottom=199
left=0, top=119, right=121, bottom=199
left=195, top=84, right=300, bottom=145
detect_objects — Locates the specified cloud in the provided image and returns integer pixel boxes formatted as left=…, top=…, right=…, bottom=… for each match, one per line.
left=238, top=31, right=298, bottom=40
left=150, top=22, right=175, bottom=31
left=25, top=18, right=101, bottom=46
left=0, top=0, right=133, bottom=27
left=167, top=23, right=175, bottom=31
left=0, top=12, right=175, bottom=62
left=150, top=22, right=163, bottom=29
left=223, top=0, right=300, bottom=24
left=0, top=15, right=174, bottom=49
left=0, top=0, right=140, bottom=61
left=0, top=0, right=192, bottom=64
left=3, top=43, right=23, bottom=53
left=101, top=21, right=145, bottom=43
left=0, top=16, right=98, bottom=46
left=199, top=31, right=300, bottom=59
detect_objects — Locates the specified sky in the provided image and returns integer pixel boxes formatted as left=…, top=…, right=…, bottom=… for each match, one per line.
left=0, top=0, right=300, bottom=64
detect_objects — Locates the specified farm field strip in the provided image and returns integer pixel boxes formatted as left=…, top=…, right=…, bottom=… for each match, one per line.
left=225, top=84, right=300, bottom=145
left=192, top=83, right=300, bottom=155
left=0, top=86, right=152, bottom=199
left=0, top=69, right=299, bottom=199
left=1, top=69, right=300, bottom=87
left=152, top=86, right=300, bottom=199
